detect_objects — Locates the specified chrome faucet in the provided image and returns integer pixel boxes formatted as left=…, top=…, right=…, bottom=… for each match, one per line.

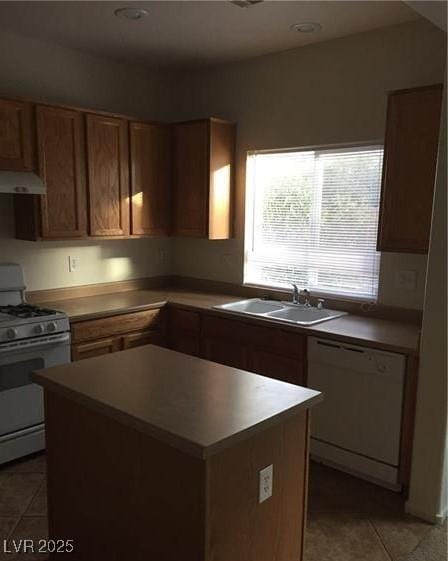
left=291, top=284, right=299, bottom=304
left=291, top=285, right=311, bottom=306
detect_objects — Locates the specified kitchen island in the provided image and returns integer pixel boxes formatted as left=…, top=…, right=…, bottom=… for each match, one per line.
left=34, top=345, right=321, bottom=561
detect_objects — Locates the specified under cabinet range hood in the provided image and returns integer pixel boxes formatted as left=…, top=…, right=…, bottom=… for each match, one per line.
left=0, top=171, right=46, bottom=195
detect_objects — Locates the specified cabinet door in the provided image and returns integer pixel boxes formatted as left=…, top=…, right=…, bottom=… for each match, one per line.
left=0, top=99, right=35, bottom=171
left=37, top=105, right=87, bottom=238
left=130, top=122, right=171, bottom=236
left=72, top=337, right=121, bottom=361
left=249, top=349, right=305, bottom=386
left=122, top=330, right=165, bottom=349
left=378, top=85, right=443, bottom=253
left=86, top=114, right=129, bottom=237
left=170, top=332, right=201, bottom=357
left=168, top=308, right=202, bottom=357
left=202, top=337, right=247, bottom=370
left=173, top=121, right=209, bottom=237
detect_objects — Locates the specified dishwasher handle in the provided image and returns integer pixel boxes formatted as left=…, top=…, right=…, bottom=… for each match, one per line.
left=309, top=337, right=406, bottom=377
left=316, top=340, right=365, bottom=353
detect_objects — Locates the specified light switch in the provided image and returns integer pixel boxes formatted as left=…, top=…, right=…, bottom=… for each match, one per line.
left=259, top=464, right=273, bottom=503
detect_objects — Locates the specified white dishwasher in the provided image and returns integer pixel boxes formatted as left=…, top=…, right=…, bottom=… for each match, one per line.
left=307, top=337, right=406, bottom=490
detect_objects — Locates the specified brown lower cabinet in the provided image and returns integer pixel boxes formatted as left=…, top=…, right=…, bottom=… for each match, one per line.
left=169, top=308, right=306, bottom=386
left=71, top=308, right=167, bottom=361
left=69, top=303, right=416, bottom=487
left=168, top=307, right=202, bottom=357
left=72, top=337, right=122, bottom=361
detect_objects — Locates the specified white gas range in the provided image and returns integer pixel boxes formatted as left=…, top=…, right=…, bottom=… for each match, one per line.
left=0, top=263, right=70, bottom=464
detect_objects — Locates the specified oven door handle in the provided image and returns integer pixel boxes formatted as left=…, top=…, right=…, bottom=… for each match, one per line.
left=0, top=333, right=70, bottom=355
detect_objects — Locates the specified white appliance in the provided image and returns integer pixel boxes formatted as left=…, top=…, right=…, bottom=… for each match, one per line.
left=0, top=263, right=70, bottom=464
left=0, top=171, right=46, bottom=194
left=307, top=337, right=406, bottom=490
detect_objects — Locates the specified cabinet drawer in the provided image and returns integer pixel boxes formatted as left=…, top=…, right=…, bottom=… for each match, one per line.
left=72, top=337, right=121, bottom=361
left=122, top=330, right=165, bottom=350
left=71, top=309, right=164, bottom=343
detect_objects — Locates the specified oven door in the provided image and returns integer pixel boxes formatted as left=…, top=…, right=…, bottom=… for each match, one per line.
left=0, top=333, right=70, bottom=438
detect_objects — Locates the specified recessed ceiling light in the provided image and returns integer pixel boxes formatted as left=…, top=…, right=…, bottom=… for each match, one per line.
left=291, top=22, right=322, bottom=33
left=114, top=7, right=149, bottom=21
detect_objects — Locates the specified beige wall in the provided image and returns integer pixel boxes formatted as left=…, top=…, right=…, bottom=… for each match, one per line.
left=170, top=20, right=446, bottom=309
left=0, top=23, right=445, bottom=301
left=0, top=30, right=172, bottom=291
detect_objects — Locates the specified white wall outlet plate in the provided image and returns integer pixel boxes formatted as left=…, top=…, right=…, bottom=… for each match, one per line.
left=259, top=464, right=273, bottom=503
left=68, top=256, right=79, bottom=273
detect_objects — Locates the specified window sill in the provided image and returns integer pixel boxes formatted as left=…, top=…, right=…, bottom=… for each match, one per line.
left=242, top=282, right=378, bottom=306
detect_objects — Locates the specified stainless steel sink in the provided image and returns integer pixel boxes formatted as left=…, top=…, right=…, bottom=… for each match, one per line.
left=265, top=305, right=347, bottom=326
left=213, top=299, right=347, bottom=326
left=215, top=299, right=285, bottom=315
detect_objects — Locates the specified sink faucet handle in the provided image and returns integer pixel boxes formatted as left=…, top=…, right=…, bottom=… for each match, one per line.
left=291, top=283, right=299, bottom=304
left=317, top=298, right=325, bottom=309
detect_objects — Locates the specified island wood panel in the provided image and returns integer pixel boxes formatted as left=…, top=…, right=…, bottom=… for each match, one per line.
left=0, top=98, right=35, bottom=171
left=37, top=105, right=87, bottom=238
left=44, top=391, right=309, bottom=561
left=44, top=391, right=206, bottom=561
left=130, top=121, right=171, bottom=236
left=173, top=120, right=209, bottom=237
left=206, top=410, right=309, bottom=561
left=378, top=84, right=443, bottom=253
left=86, top=114, right=129, bottom=236
left=71, top=337, right=121, bottom=361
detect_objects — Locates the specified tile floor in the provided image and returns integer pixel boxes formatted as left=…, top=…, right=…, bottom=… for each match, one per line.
left=0, top=453, right=432, bottom=560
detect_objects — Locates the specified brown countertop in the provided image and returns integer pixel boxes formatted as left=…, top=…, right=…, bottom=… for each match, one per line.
left=41, top=288, right=420, bottom=355
left=34, top=344, right=322, bottom=458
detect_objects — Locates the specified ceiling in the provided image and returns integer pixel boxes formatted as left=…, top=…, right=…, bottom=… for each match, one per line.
left=0, top=1, right=425, bottom=69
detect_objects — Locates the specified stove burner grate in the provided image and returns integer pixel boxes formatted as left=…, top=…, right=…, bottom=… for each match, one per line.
left=0, top=304, right=60, bottom=319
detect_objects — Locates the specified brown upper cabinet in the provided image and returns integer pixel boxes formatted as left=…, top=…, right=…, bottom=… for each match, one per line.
left=37, top=105, right=87, bottom=239
left=0, top=99, right=35, bottom=171
left=5, top=95, right=235, bottom=241
left=378, top=84, right=443, bottom=253
left=173, top=118, right=235, bottom=239
left=15, top=104, right=87, bottom=240
left=130, top=122, right=171, bottom=236
left=86, top=114, right=130, bottom=237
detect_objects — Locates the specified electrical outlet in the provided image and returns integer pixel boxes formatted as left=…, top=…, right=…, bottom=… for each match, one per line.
left=68, top=256, right=79, bottom=273
left=395, top=270, right=417, bottom=291
left=259, top=464, right=273, bottom=503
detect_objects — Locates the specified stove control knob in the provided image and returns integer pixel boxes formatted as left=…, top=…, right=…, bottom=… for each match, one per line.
left=47, top=322, right=57, bottom=333
left=34, top=324, right=44, bottom=335
left=6, top=328, right=18, bottom=340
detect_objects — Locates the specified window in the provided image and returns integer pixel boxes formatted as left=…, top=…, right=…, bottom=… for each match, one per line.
left=244, top=145, right=384, bottom=300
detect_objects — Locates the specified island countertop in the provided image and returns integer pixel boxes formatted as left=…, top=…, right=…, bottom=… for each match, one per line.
left=33, top=345, right=322, bottom=458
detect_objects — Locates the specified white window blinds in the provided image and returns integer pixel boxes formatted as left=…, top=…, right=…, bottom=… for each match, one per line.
left=244, top=145, right=384, bottom=300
